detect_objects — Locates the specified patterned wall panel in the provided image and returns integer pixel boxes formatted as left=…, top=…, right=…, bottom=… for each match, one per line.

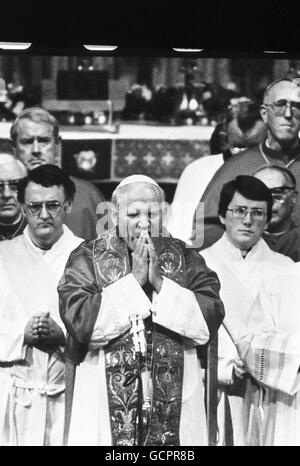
left=112, top=139, right=210, bottom=181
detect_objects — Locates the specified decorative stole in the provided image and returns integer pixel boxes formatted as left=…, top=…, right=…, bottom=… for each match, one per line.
left=93, top=231, right=186, bottom=446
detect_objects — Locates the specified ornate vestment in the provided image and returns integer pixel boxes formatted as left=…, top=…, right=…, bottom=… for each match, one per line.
left=59, top=230, right=225, bottom=446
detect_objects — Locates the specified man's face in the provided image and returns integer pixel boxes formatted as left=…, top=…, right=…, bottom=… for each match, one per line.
left=15, top=119, right=58, bottom=171
left=23, top=182, right=71, bottom=248
left=0, top=158, right=24, bottom=224
left=255, top=169, right=297, bottom=228
left=117, top=183, right=165, bottom=250
left=219, top=191, right=268, bottom=251
left=260, top=81, right=300, bottom=145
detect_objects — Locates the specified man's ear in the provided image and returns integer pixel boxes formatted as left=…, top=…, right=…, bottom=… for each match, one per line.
left=64, top=199, right=73, bottom=214
left=291, top=190, right=298, bottom=207
left=259, top=104, right=268, bottom=124
left=20, top=204, right=26, bottom=217
left=219, top=215, right=226, bottom=226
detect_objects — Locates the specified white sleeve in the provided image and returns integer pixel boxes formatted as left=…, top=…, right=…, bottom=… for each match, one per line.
left=89, top=273, right=151, bottom=349
left=0, top=317, right=27, bottom=362
left=152, top=276, right=210, bottom=346
left=238, top=331, right=300, bottom=396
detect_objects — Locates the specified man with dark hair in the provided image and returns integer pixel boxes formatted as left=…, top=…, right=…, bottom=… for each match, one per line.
left=194, top=78, right=300, bottom=249
left=167, top=100, right=266, bottom=245
left=0, top=152, right=27, bottom=240
left=200, top=175, right=292, bottom=445
left=254, top=164, right=300, bottom=261
left=10, top=107, right=105, bottom=240
left=58, top=174, right=224, bottom=446
left=0, top=164, right=83, bottom=445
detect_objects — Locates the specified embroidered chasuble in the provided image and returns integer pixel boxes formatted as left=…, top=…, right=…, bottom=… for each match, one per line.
left=59, top=230, right=225, bottom=446
left=93, top=234, right=186, bottom=446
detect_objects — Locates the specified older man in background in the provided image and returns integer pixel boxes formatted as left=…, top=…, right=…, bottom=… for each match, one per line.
left=0, top=164, right=83, bottom=445
left=10, top=107, right=105, bottom=240
left=0, top=150, right=27, bottom=240
left=254, top=164, right=300, bottom=261
left=194, top=78, right=300, bottom=249
left=58, top=174, right=224, bottom=446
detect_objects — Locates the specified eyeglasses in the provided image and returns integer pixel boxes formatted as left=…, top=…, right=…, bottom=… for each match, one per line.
left=25, top=200, right=65, bottom=217
left=269, top=186, right=295, bottom=203
left=263, top=99, right=300, bottom=117
left=0, top=178, right=23, bottom=194
left=227, top=206, right=267, bottom=221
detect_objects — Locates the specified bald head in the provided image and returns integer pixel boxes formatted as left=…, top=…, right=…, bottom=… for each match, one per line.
left=260, top=79, right=300, bottom=150
left=254, top=164, right=297, bottom=232
left=0, top=153, right=26, bottom=225
left=0, top=153, right=27, bottom=178
left=263, top=79, right=300, bottom=104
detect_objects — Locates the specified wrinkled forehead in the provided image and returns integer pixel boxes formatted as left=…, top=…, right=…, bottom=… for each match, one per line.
left=24, top=182, right=65, bottom=201
left=265, top=81, right=300, bottom=103
left=17, top=119, right=55, bottom=138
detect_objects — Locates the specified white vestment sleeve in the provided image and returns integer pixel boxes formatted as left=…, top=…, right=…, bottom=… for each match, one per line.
left=89, top=273, right=151, bottom=348
left=152, top=276, right=210, bottom=346
left=238, top=332, right=300, bottom=396
left=0, top=318, right=27, bottom=362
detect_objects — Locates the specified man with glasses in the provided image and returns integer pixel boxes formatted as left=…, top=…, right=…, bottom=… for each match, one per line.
left=0, top=164, right=83, bottom=445
left=254, top=164, right=300, bottom=261
left=200, top=175, right=292, bottom=445
left=193, top=78, right=300, bottom=249
left=0, top=150, right=27, bottom=240
left=10, top=107, right=105, bottom=241
left=167, top=100, right=266, bottom=246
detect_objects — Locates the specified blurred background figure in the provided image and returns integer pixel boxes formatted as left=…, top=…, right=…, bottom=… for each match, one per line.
left=0, top=146, right=27, bottom=240
left=254, top=164, right=300, bottom=261
left=167, top=99, right=266, bottom=244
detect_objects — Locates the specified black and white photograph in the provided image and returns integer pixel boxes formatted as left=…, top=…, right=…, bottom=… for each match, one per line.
left=0, top=41, right=299, bottom=451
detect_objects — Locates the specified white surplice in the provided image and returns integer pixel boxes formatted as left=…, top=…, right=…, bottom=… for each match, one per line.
left=166, top=154, right=224, bottom=245
left=0, top=225, right=83, bottom=446
left=200, top=233, right=293, bottom=445
left=237, top=263, right=300, bottom=445
left=68, top=274, right=211, bottom=446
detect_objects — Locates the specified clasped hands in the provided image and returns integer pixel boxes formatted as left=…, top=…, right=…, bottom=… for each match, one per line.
left=131, top=232, right=163, bottom=293
left=24, top=311, right=65, bottom=350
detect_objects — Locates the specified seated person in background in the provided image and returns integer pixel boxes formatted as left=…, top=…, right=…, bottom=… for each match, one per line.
left=10, top=107, right=105, bottom=240
left=237, top=262, right=300, bottom=445
left=58, top=174, right=224, bottom=446
left=0, top=150, right=27, bottom=240
left=167, top=100, right=266, bottom=245
left=0, top=164, right=83, bottom=445
left=195, top=78, right=300, bottom=249
left=254, top=164, right=300, bottom=261
left=200, top=175, right=292, bottom=445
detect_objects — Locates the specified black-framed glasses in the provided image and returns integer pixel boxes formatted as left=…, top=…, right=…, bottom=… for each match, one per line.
left=263, top=99, right=300, bottom=117
left=270, top=186, right=296, bottom=203
left=25, top=200, right=65, bottom=217
left=0, top=178, right=23, bottom=194
left=227, top=206, right=267, bottom=221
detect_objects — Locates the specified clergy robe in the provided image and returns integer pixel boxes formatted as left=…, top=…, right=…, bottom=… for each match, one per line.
left=200, top=234, right=293, bottom=445
left=65, top=176, right=105, bottom=241
left=237, top=263, right=300, bottom=445
left=58, top=233, right=225, bottom=446
left=0, top=225, right=83, bottom=446
left=166, top=153, right=224, bottom=245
